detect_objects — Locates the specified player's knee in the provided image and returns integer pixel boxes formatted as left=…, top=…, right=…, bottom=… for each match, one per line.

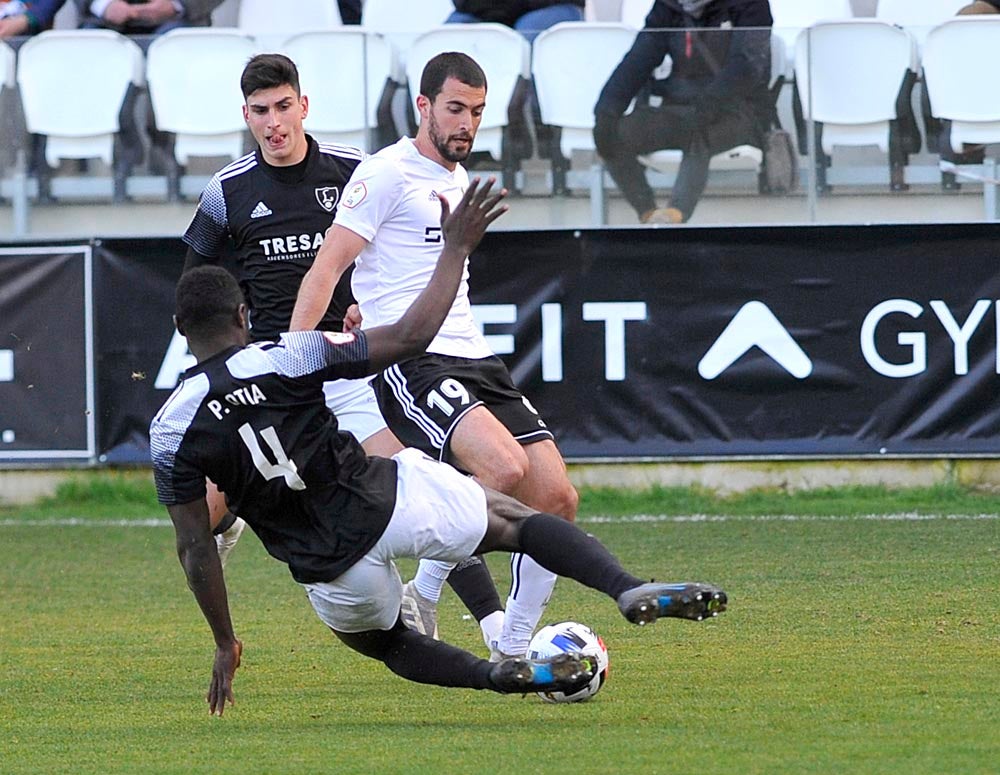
left=546, top=481, right=579, bottom=522
left=485, top=455, right=530, bottom=494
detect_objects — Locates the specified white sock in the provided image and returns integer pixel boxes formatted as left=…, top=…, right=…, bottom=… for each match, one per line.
left=413, top=558, right=453, bottom=604
left=498, top=553, right=557, bottom=657
left=479, top=610, right=505, bottom=651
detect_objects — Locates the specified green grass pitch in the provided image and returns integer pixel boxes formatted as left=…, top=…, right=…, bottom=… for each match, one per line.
left=1, top=480, right=998, bottom=774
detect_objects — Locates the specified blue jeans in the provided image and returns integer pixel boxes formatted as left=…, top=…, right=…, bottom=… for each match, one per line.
left=446, top=4, right=584, bottom=43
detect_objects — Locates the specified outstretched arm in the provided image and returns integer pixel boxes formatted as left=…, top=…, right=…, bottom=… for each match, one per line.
left=363, top=177, right=507, bottom=372
left=167, top=498, right=242, bottom=716
left=290, top=225, right=368, bottom=331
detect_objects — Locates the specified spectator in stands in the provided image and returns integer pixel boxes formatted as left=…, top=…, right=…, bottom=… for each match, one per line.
left=446, top=1, right=584, bottom=44
left=0, top=0, right=63, bottom=37
left=445, top=1, right=586, bottom=161
left=338, top=0, right=361, bottom=24
left=593, top=0, right=773, bottom=224
left=957, top=1, right=999, bottom=13
left=72, top=0, right=222, bottom=36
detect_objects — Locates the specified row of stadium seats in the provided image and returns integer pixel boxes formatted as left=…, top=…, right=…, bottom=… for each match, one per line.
left=1, top=15, right=998, bottom=206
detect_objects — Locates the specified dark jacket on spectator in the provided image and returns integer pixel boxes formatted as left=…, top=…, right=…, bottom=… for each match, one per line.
left=452, top=0, right=584, bottom=27
left=595, top=0, right=773, bottom=127
left=23, top=0, right=65, bottom=32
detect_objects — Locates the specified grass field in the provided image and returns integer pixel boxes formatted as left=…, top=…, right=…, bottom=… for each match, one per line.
left=2, top=474, right=998, bottom=774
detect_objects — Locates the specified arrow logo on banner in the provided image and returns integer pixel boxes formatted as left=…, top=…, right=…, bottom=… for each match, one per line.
left=698, top=301, right=812, bottom=380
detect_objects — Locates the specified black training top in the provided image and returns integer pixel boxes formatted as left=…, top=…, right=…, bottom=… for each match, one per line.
left=183, top=136, right=363, bottom=341
left=150, top=330, right=398, bottom=584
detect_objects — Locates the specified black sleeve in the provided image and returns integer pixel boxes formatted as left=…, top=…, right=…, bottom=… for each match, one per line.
left=182, top=175, right=230, bottom=259
left=594, top=25, right=672, bottom=117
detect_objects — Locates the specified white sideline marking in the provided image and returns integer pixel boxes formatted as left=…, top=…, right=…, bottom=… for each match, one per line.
left=1, top=513, right=999, bottom=528
left=582, top=513, right=1000, bottom=523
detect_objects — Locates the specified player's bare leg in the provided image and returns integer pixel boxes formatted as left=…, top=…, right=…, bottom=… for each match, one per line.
left=450, top=407, right=578, bottom=658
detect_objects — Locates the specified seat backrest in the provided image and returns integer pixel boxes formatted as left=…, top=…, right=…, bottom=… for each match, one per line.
left=0, top=40, right=14, bottom=90
left=770, top=0, right=854, bottom=66
left=17, top=30, right=143, bottom=137
left=795, top=20, right=915, bottom=124
left=146, top=28, right=256, bottom=136
left=532, top=22, right=637, bottom=135
left=923, top=17, right=1000, bottom=122
left=362, top=0, right=453, bottom=67
left=405, top=23, right=530, bottom=142
left=238, top=0, right=341, bottom=39
left=875, top=0, right=968, bottom=49
left=620, top=0, right=655, bottom=29
left=284, top=29, right=395, bottom=148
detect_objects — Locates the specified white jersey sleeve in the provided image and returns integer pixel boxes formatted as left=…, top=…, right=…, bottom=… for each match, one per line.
left=334, top=155, right=403, bottom=243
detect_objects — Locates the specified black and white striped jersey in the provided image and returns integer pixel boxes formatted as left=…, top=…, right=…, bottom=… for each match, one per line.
left=183, top=136, right=364, bottom=341
left=150, top=330, right=397, bottom=584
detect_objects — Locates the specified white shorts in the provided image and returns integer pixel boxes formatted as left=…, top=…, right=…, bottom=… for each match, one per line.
left=323, top=377, right=388, bottom=444
left=303, top=448, right=488, bottom=633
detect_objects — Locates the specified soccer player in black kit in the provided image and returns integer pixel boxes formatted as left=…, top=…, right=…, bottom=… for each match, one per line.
left=181, top=54, right=402, bottom=558
left=151, top=179, right=727, bottom=714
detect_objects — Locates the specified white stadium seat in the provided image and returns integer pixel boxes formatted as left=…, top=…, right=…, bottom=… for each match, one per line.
left=362, top=0, right=453, bottom=69
left=620, top=0, right=655, bottom=29
left=237, top=0, right=341, bottom=49
left=146, top=28, right=256, bottom=198
left=532, top=20, right=637, bottom=191
left=406, top=23, right=530, bottom=186
left=875, top=0, right=968, bottom=51
left=283, top=29, right=397, bottom=152
left=16, top=30, right=144, bottom=200
left=769, top=0, right=853, bottom=75
left=923, top=16, right=1000, bottom=153
left=795, top=19, right=919, bottom=190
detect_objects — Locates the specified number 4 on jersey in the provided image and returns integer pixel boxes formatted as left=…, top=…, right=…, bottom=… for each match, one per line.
left=238, top=423, right=306, bottom=490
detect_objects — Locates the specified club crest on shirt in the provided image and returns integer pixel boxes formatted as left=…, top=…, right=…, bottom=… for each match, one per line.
left=315, top=186, right=340, bottom=212
left=343, top=182, right=367, bottom=209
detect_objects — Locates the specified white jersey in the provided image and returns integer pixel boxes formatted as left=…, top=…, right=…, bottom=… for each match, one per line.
left=334, top=137, right=493, bottom=360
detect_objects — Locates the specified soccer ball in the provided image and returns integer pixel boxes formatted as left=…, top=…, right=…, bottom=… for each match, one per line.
left=527, top=621, right=610, bottom=703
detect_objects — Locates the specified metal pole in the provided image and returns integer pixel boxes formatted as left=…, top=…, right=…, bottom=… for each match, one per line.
left=12, top=148, right=29, bottom=237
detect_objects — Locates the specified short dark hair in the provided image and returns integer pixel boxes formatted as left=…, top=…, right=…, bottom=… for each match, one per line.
left=175, top=266, right=245, bottom=339
left=240, top=53, right=300, bottom=99
left=419, top=52, right=487, bottom=103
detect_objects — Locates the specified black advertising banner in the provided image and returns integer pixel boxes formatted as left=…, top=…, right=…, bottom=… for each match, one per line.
left=468, top=224, right=1000, bottom=458
left=0, top=246, right=94, bottom=460
left=92, top=239, right=187, bottom=463
left=5, top=224, right=1000, bottom=464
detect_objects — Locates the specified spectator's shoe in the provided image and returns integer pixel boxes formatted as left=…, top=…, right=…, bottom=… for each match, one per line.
left=617, top=582, right=727, bottom=625
left=489, top=653, right=596, bottom=695
left=400, top=581, right=439, bottom=639
left=214, top=516, right=246, bottom=569
left=640, top=207, right=684, bottom=225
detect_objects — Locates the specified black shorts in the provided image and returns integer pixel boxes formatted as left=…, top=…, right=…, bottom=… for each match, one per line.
left=373, top=353, right=554, bottom=463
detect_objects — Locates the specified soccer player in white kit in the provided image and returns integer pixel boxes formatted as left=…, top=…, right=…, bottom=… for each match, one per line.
left=291, top=52, right=578, bottom=659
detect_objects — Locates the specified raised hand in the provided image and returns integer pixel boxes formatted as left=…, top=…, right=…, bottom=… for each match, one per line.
left=437, top=177, right=508, bottom=256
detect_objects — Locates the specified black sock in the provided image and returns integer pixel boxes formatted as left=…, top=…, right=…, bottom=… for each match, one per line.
left=336, top=621, right=496, bottom=690
left=212, top=511, right=237, bottom=535
left=518, top=513, right=643, bottom=601
left=382, top=628, right=495, bottom=690
left=446, top=555, right=503, bottom=622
